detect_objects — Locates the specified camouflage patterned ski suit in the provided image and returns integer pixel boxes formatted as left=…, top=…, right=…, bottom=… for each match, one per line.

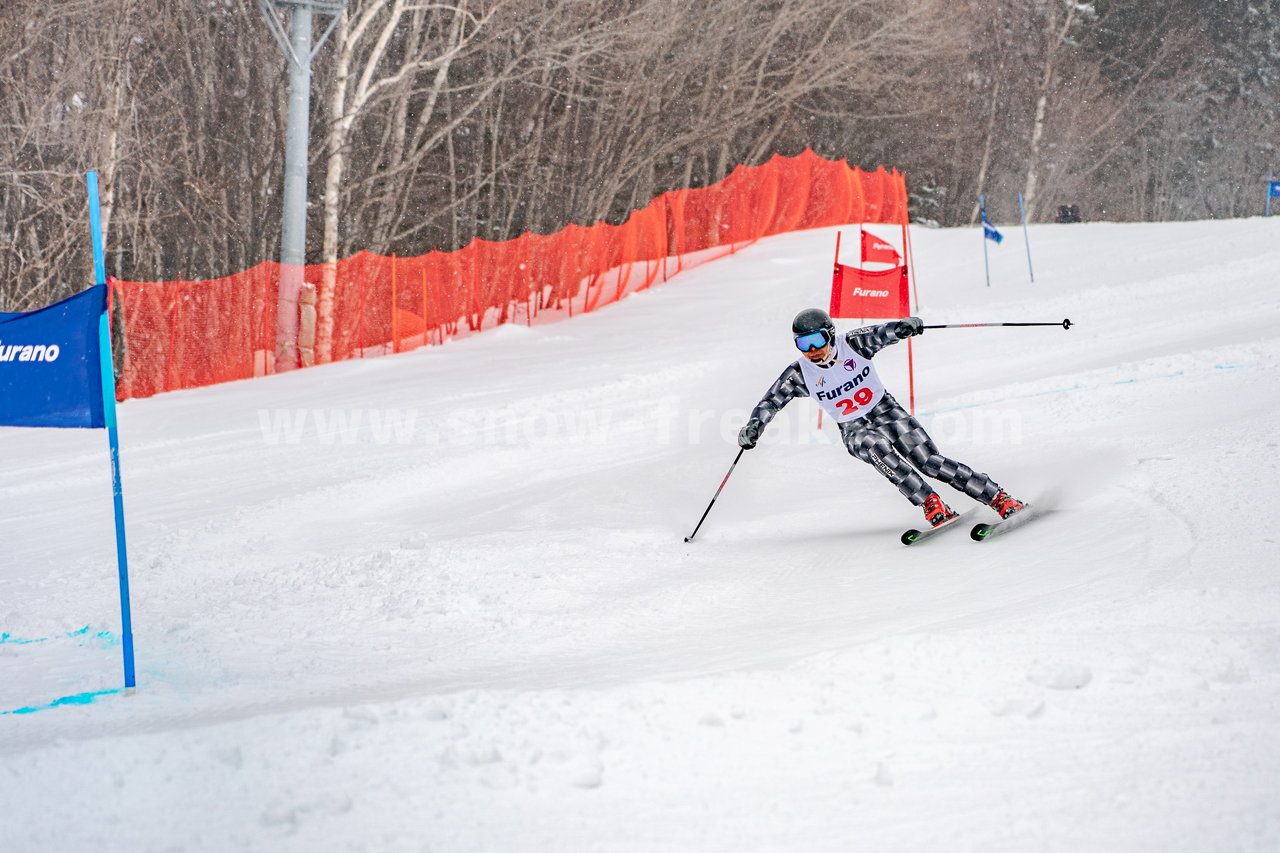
left=748, top=322, right=1005, bottom=507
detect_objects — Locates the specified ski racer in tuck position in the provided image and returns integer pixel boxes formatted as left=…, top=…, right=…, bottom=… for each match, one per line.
left=738, top=308, right=1027, bottom=530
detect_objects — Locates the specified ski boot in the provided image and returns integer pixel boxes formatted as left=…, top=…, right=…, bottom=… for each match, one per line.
left=923, top=493, right=959, bottom=528
left=990, top=491, right=1026, bottom=520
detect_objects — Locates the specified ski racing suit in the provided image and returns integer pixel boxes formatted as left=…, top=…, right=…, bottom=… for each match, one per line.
left=747, top=321, right=1006, bottom=507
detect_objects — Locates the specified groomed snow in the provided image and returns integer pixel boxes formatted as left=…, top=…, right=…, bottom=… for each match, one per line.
left=3, top=217, right=1279, bottom=851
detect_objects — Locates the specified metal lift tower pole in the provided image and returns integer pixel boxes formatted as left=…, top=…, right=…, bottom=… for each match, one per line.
left=259, top=0, right=345, bottom=370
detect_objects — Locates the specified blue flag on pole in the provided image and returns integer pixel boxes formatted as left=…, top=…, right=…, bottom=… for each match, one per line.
left=1269, top=181, right=1280, bottom=198
left=0, top=285, right=109, bottom=429
left=982, top=209, right=1004, bottom=244
left=1, top=172, right=139, bottom=702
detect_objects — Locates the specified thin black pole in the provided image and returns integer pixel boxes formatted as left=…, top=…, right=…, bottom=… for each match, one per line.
left=923, top=318, right=1072, bottom=330
left=684, top=448, right=746, bottom=543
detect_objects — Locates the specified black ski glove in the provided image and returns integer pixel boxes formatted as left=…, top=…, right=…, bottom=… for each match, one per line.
left=738, top=418, right=763, bottom=449
left=894, top=316, right=924, bottom=339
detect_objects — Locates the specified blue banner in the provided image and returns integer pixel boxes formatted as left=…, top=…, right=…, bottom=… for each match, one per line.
left=0, top=285, right=108, bottom=428
left=982, top=209, right=1004, bottom=244
left=1270, top=181, right=1280, bottom=198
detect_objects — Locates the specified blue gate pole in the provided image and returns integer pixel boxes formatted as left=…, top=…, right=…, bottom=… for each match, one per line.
left=1267, top=169, right=1274, bottom=217
left=87, top=171, right=136, bottom=693
left=980, top=195, right=991, bottom=288
left=1018, top=192, right=1035, bottom=283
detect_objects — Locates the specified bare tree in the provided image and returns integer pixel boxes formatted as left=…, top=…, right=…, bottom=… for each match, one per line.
left=311, top=0, right=500, bottom=362
left=0, top=0, right=284, bottom=310
left=4, top=0, right=1276, bottom=320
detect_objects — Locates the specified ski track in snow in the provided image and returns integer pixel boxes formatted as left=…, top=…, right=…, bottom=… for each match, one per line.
left=3, top=218, right=1280, bottom=851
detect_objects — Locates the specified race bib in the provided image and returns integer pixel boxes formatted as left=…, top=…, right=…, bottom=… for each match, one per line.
left=796, top=334, right=888, bottom=423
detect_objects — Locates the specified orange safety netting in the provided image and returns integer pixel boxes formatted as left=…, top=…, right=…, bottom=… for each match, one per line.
left=110, top=149, right=908, bottom=400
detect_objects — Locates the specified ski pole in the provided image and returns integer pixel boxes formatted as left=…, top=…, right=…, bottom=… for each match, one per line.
left=684, top=448, right=745, bottom=543
left=923, top=318, right=1072, bottom=330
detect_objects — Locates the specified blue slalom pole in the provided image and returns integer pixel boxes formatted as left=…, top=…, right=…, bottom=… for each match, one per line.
left=99, top=313, right=135, bottom=692
left=87, top=172, right=107, bottom=285
left=1268, top=169, right=1274, bottom=218
left=980, top=195, right=991, bottom=288
left=1018, top=192, right=1035, bottom=283
left=87, top=171, right=136, bottom=693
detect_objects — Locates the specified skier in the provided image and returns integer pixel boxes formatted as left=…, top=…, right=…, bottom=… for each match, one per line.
left=738, top=308, right=1026, bottom=529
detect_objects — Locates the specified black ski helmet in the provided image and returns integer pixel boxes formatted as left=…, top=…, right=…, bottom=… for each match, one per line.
left=792, top=308, right=835, bottom=339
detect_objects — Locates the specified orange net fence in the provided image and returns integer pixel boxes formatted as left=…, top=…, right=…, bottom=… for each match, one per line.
left=110, top=150, right=908, bottom=400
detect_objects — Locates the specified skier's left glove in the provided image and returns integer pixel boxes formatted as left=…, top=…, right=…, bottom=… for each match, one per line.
left=738, top=418, right=763, bottom=449
left=894, top=316, right=924, bottom=339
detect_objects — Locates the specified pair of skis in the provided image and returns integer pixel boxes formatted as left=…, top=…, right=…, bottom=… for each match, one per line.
left=901, top=504, right=1040, bottom=546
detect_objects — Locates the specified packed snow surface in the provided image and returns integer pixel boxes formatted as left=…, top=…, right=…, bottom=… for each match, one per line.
left=3, top=218, right=1279, bottom=851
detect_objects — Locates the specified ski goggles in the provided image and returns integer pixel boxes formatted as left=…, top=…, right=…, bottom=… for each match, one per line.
left=794, top=329, right=832, bottom=352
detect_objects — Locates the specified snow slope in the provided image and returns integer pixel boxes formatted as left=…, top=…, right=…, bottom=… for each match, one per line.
left=3, top=218, right=1279, bottom=851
